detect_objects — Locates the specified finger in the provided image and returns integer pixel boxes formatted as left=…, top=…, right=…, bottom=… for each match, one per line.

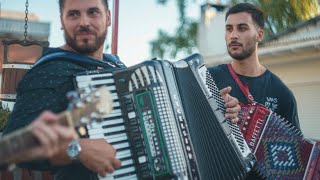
left=52, top=125, right=78, bottom=141
left=220, top=86, right=232, bottom=96
left=32, top=122, right=59, bottom=156
left=98, top=168, right=107, bottom=178
left=36, top=111, right=59, bottom=125
left=113, top=159, right=122, bottom=169
left=230, top=117, right=239, bottom=124
left=225, top=98, right=239, bottom=108
left=105, top=165, right=115, bottom=173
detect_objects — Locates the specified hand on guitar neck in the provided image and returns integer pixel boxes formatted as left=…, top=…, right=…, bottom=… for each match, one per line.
left=0, top=86, right=113, bottom=170
left=0, top=111, right=78, bottom=167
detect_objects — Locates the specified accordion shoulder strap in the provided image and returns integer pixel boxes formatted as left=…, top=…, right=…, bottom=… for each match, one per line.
left=227, top=64, right=255, bottom=104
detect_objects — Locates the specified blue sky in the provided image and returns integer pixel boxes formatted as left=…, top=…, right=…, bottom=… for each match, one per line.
left=0, top=0, right=213, bottom=66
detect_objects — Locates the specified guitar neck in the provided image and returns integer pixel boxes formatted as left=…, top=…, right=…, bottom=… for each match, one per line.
left=0, top=86, right=112, bottom=166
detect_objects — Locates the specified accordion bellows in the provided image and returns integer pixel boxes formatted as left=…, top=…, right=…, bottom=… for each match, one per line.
left=238, top=104, right=320, bottom=179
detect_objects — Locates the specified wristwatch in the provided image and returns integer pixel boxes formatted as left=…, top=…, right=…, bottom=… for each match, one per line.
left=67, top=140, right=82, bottom=160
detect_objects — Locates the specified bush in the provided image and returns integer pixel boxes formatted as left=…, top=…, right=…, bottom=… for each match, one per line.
left=0, top=101, right=11, bottom=131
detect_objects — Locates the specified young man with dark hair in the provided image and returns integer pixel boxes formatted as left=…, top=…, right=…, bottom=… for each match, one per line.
left=4, top=0, right=242, bottom=180
left=209, top=3, right=299, bottom=128
left=209, top=3, right=300, bottom=179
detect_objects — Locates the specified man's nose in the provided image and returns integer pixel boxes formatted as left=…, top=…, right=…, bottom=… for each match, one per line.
left=230, top=30, right=238, bottom=39
left=79, top=15, right=90, bottom=26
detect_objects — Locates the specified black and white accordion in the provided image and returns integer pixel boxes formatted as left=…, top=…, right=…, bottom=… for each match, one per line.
left=74, top=53, right=256, bottom=180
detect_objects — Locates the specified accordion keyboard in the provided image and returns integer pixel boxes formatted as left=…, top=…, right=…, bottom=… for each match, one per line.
left=76, top=72, right=138, bottom=180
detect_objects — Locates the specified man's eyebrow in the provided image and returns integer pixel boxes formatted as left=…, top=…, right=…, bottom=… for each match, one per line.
left=67, top=9, right=79, bottom=13
left=238, top=23, right=249, bottom=27
left=88, top=7, right=100, bottom=11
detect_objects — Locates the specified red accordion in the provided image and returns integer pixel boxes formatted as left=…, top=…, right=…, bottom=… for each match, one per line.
left=238, top=103, right=320, bottom=179
left=226, top=64, right=320, bottom=179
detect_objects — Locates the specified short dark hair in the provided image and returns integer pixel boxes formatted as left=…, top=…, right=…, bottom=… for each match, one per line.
left=59, top=0, right=109, bottom=15
left=225, top=3, right=265, bottom=29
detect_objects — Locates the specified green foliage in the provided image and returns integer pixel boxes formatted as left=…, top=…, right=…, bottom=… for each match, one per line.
left=150, top=21, right=198, bottom=59
left=229, top=0, right=319, bottom=38
left=151, top=0, right=198, bottom=59
left=0, top=102, right=10, bottom=131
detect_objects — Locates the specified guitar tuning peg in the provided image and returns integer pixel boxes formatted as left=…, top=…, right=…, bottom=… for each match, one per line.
left=85, top=96, right=92, bottom=103
left=80, top=117, right=90, bottom=124
left=77, top=88, right=86, bottom=94
left=66, top=91, right=79, bottom=101
left=76, top=101, right=85, bottom=108
left=90, top=112, right=98, bottom=119
left=94, top=91, right=101, bottom=98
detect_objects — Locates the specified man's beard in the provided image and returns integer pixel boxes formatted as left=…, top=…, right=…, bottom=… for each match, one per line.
left=64, top=26, right=106, bottom=55
left=227, top=47, right=254, bottom=61
left=227, top=39, right=256, bottom=61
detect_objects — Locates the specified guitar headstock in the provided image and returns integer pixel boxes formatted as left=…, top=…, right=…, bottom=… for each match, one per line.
left=65, top=86, right=113, bottom=127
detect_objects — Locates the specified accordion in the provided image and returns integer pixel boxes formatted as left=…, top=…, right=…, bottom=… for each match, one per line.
left=74, top=53, right=255, bottom=180
left=238, top=103, right=320, bottom=179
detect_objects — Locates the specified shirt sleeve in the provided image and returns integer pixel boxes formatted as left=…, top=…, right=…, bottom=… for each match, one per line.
left=281, top=89, right=300, bottom=130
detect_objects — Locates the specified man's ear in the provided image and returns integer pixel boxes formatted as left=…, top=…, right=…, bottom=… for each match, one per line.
left=106, top=9, right=111, bottom=27
left=60, top=15, right=64, bottom=30
left=257, top=28, right=264, bottom=42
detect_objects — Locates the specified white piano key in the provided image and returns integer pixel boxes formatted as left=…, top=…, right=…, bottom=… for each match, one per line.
left=113, top=101, right=120, bottom=107
left=102, top=111, right=122, bottom=119
left=99, top=174, right=138, bottom=180
left=88, top=133, right=105, bottom=139
left=77, top=79, right=115, bottom=88
left=80, top=92, right=118, bottom=101
left=116, top=174, right=138, bottom=180
left=76, top=73, right=113, bottom=82
left=106, top=133, right=128, bottom=144
left=112, top=142, right=130, bottom=149
left=120, top=159, right=134, bottom=167
left=109, top=166, right=136, bottom=176
left=88, top=118, right=124, bottom=129
left=88, top=125, right=126, bottom=136
left=116, top=149, right=132, bottom=159
left=89, top=133, right=128, bottom=142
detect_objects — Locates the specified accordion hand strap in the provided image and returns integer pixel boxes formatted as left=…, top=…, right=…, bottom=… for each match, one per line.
left=227, top=64, right=255, bottom=104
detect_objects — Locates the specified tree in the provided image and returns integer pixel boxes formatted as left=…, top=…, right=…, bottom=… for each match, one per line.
left=150, top=0, right=198, bottom=59
left=151, top=0, right=319, bottom=59
left=231, top=0, right=320, bottom=38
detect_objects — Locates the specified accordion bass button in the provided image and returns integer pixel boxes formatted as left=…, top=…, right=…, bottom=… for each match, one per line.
left=247, top=116, right=250, bottom=119
left=243, top=127, right=246, bottom=131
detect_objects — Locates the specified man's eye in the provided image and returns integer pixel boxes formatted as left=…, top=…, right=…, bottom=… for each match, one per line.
left=238, top=27, right=247, bottom=31
left=89, top=10, right=99, bottom=15
left=68, top=12, right=78, bottom=17
left=226, top=28, right=232, bottom=32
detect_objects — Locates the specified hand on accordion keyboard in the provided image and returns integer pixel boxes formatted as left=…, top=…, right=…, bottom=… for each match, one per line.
left=78, top=139, right=122, bottom=177
left=220, top=86, right=240, bottom=124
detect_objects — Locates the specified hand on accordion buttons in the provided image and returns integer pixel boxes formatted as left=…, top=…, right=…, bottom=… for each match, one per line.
left=78, top=138, right=122, bottom=177
left=220, top=86, right=240, bottom=124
